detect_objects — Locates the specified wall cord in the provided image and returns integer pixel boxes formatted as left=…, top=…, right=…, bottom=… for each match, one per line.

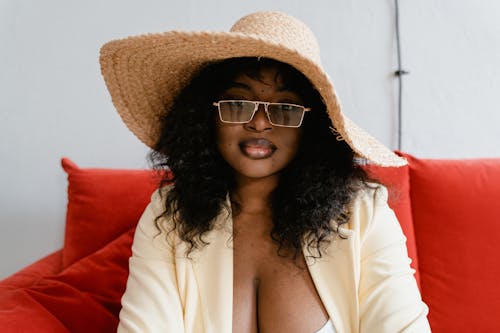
left=394, top=0, right=409, bottom=151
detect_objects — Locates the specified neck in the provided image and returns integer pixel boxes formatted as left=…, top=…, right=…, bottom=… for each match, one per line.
left=231, top=174, right=278, bottom=215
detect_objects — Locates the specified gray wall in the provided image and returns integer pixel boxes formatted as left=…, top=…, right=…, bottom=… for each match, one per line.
left=1, top=0, right=499, bottom=278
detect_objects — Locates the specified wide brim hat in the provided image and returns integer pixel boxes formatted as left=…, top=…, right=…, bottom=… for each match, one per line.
left=100, top=11, right=406, bottom=167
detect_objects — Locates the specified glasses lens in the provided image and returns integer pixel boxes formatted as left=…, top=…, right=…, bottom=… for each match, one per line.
left=219, top=101, right=255, bottom=123
left=267, top=103, right=305, bottom=127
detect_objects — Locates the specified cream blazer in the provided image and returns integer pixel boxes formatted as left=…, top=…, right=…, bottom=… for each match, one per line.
left=118, top=186, right=431, bottom=333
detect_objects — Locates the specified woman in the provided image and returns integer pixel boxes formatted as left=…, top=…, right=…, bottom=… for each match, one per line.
left=100, top=11, right=431, bottom=333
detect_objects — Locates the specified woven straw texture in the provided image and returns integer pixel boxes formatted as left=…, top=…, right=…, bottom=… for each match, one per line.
left=100, top=11, right=406, bottom=167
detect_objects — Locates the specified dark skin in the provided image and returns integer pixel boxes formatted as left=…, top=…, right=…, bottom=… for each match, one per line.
left=215, top=67, right=329, bottom=333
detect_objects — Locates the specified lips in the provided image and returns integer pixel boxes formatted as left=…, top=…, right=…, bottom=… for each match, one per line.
left=239, top=138, right=277, bottom=159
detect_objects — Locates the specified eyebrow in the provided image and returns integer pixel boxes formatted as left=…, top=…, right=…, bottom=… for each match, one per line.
left=225, top=80, right=294, bottom=93
left=225, top=81, right=251, bottom=90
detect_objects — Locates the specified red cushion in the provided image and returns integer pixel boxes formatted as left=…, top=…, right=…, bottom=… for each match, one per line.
left=0, top=228, right=134, bottom=333
left=61, top=158, right=161, bottom=268
left=0, top=287, right=69, bottom=333
left=363, top=159, right=420, bottom=288
left=402, top=153, right=500, bottom=332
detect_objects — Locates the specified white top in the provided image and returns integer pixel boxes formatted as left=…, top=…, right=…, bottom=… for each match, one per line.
left=316, top=319, right=336, bottom=333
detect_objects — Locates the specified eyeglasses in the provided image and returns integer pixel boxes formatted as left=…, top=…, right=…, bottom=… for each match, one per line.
left=213, top=100, right=311, bottom=128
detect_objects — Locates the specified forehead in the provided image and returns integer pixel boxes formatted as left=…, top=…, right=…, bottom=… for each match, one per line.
left=226, top=65, right=298, bottom=94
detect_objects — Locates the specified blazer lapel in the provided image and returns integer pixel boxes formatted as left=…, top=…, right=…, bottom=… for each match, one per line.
left=304, top=227, right=357, bottom=333
left=190, top=207, right=234, bottom=333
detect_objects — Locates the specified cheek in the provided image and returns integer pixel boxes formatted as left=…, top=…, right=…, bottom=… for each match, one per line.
left=214, top=119, right=225, bottom=145
left=215, top=125, right=237, bottom=155
left=279, top=129, right=303, bottom=156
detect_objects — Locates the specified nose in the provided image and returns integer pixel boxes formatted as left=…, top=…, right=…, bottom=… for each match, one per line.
left=244, top=105, right=272, bottom=132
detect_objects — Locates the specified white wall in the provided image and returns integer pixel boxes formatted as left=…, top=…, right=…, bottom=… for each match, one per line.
left=1, top=0, right=499, bottom=278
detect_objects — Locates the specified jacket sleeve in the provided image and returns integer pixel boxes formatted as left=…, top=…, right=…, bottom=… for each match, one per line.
left=118, top=190, right=185, bottom=333
left=358, top=186, right=431, bottom=333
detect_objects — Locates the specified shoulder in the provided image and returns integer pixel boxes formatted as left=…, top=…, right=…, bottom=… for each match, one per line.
left=344, top=183, right=402, bottom=243
left=144, top=184, right=176, bottom=218
left=353, top=182, right=389, bottom=211
left=135, top=185, right=176, bottom=244
left=148, top=185, right=173, bottom=217
left=347, top=182, right=389, bottom=221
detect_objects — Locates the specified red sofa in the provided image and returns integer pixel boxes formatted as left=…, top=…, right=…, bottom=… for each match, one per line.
left=1, top=153, right=499, bottom=332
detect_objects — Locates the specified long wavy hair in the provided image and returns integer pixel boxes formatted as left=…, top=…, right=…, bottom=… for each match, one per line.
left=149, top=57, right=371, bottom=259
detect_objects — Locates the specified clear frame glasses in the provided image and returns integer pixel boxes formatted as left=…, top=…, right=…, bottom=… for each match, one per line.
left=213, top=100, right=311, bottom=128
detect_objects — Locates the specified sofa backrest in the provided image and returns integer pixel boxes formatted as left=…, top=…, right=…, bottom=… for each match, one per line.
left=401, top=152, right=500, bottom=332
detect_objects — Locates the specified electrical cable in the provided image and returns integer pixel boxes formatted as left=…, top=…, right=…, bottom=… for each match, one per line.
left=394, top=0, right=409, bottom=151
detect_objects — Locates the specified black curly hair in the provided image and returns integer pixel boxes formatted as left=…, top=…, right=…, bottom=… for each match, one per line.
left=149, top=57, right=372, bottom=259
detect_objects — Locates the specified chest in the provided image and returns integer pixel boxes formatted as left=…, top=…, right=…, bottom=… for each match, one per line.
left=232, top=214, right=330, bottom=333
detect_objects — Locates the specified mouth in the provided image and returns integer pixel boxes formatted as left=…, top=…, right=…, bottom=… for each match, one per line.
left=239, top=138, right=277, bottom=159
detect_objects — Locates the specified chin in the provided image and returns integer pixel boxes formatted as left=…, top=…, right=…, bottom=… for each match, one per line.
left=242, top=171, right=279, bottom=180
left=234, top=164, right=283, bottom=180
left=221, top=149, right=293, bottom=181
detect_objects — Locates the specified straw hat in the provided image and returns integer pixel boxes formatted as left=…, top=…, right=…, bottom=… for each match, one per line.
left=99, top=11, right=406, bottom=167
